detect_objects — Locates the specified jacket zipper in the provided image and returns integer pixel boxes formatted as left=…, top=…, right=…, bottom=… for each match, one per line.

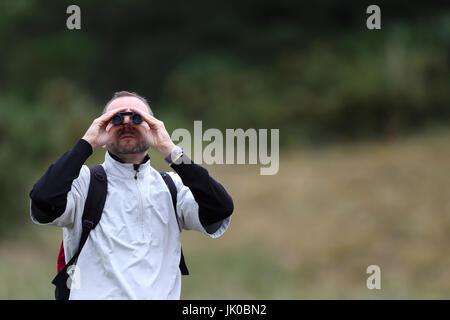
left=133, top=164, right=139, bottom=180
left=133, top=164, right=145, bottom=241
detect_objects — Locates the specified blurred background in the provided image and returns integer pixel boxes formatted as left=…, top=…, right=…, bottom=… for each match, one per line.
left=1, top=0, right=450, bottom=299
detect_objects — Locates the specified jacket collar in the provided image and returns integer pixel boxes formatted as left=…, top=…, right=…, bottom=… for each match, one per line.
left=104, top=151, right=151, bottom=180
left=108, top=151, right=150, bottom=164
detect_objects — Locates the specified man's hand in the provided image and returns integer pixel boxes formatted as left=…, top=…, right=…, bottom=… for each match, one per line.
left=82, top=108, right=126, bottom=150
left=139, top=111, right=176, bottom=157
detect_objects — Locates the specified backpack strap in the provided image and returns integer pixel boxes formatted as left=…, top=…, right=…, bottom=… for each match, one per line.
left=159, top=171, right=189, bottom=276
left=78, top=165, right=107, bottom=255
left=52, top=165, right=107, bottom=300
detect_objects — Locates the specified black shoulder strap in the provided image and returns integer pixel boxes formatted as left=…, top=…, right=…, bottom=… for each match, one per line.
left=159, top=171, right=189, bottom=276
left=79, top=165, right=107, bottom=252
left=52, top=165, right=107, bottom=299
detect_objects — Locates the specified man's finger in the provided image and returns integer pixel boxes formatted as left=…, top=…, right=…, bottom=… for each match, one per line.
left=139, top=111, right=161, bottom=129
left=97, top=107, right=128, bottom=127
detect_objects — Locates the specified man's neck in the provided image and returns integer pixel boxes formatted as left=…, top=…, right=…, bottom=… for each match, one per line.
left=108, top=151, right=149, bottom=165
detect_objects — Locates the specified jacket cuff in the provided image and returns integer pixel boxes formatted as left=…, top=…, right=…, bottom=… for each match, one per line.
left=169, top=155, right=196, bottom=177
left=78, top=138, right=94, bottom=157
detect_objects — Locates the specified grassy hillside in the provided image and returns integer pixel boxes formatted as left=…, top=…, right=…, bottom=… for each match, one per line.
left=2, top=128, right=450, bottom=299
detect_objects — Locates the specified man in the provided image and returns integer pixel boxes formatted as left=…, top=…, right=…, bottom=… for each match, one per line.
left=29, top=91, right=234, bottom=299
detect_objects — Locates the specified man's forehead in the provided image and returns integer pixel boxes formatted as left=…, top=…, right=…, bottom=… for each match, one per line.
left=106, top=96, right=149, bottom=113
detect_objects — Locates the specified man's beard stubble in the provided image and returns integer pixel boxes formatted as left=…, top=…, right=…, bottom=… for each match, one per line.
left=107, top=130, right=151, bottom=155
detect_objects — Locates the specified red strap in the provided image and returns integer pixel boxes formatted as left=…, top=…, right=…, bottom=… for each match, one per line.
left=57, top=241, right=66, bottom=273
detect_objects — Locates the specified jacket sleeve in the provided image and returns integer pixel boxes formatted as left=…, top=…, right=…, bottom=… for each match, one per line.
left=168, top=154, right=234, bottom=235
left=29, top=139, right=92, bottom=227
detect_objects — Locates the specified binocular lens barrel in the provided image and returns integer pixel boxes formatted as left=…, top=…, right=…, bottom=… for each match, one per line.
left=112, top=111, right=142, bottom=125
left=132, top=113, right=142, bottom=124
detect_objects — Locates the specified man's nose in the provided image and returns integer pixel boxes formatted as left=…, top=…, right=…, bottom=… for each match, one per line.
left=121, top=115, right=133, bottom=125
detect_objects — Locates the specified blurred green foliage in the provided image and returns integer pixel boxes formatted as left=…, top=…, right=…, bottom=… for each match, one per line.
left=0, top=1, right=449, bottom=141
left=0, top=1, right=449, bottom=233
left=0, top=82, right=96, bottom=235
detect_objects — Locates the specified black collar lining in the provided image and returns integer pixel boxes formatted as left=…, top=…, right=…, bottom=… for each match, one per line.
left=108, top=151, right=150, bottom=165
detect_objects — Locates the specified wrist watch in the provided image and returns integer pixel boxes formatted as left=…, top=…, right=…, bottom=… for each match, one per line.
left=165, top=146, right=184, bottom=165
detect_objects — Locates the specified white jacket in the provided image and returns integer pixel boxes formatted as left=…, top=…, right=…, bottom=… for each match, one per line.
left=31, top=151, right=230, bottom=299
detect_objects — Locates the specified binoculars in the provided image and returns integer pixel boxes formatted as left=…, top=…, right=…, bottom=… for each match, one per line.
left=111, top=111, right=143, bottom=125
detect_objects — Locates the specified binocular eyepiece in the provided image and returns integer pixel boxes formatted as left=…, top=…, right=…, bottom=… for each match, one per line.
left=112, top=111, right=143, bottom=126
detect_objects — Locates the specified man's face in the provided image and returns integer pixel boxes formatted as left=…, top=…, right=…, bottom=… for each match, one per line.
left=104, top=96, right=152, bottom=155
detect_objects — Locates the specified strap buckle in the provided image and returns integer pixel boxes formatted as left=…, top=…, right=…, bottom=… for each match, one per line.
left=82, top=219, right=95, bottom=230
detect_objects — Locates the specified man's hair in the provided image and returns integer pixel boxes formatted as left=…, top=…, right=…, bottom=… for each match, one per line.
left=103, top=91, right=153, bottom=115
